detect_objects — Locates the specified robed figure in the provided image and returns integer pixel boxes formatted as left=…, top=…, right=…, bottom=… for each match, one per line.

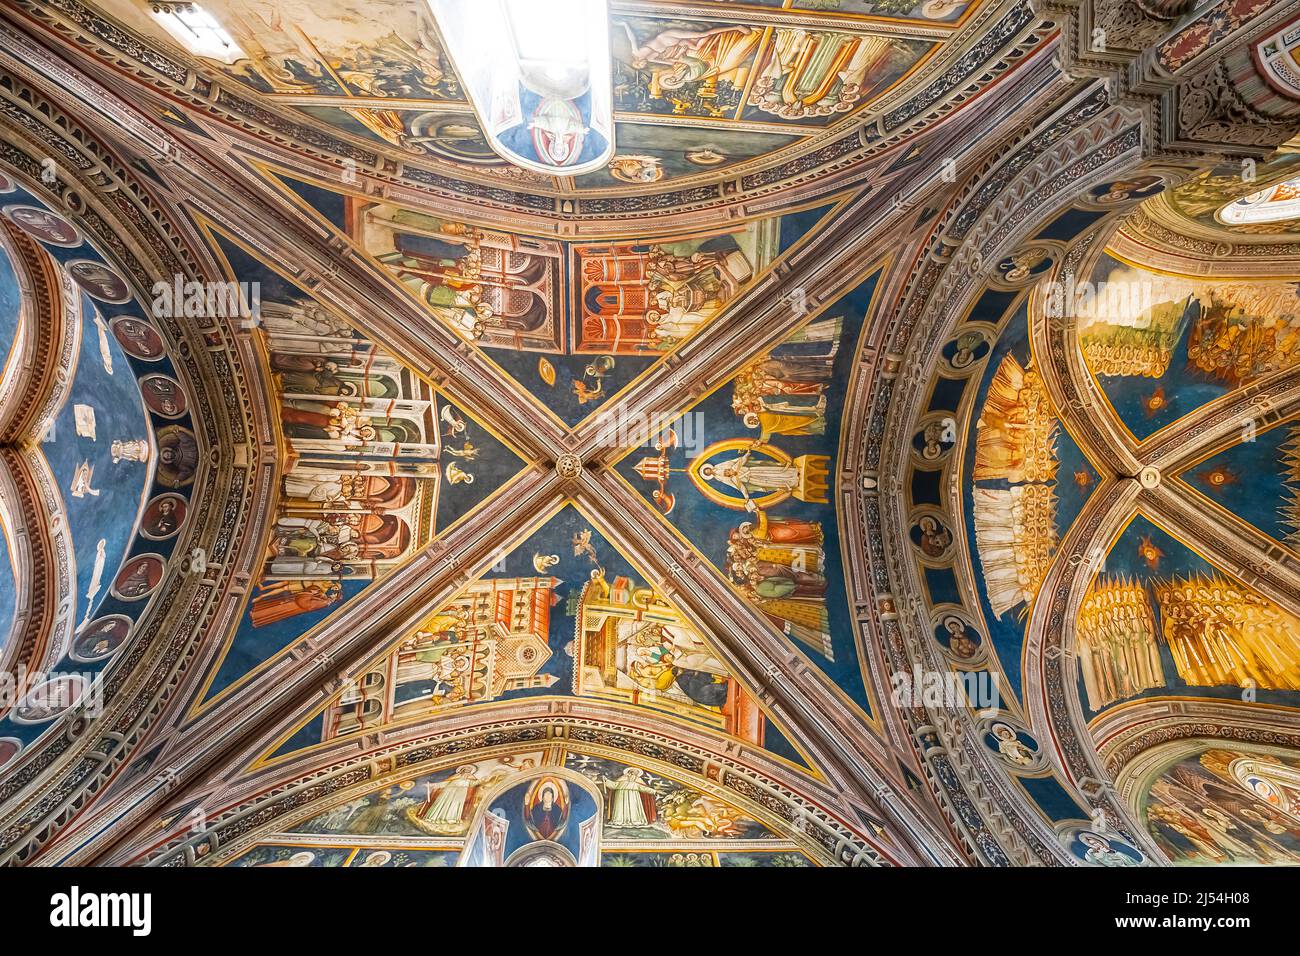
left=603, top=768, right=658, bottom=829
left=524, top=778, right=570, bottom=841
left=407, top=765, right=486, bottom=836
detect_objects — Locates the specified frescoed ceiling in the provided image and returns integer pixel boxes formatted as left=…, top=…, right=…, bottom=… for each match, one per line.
left=0, top=240, right=23, bottom=657
left=81, top=0, right=977, bottom=196
left=0, top=179, right=202, bottom=773
left=3, top=0, right=1300, bottom=873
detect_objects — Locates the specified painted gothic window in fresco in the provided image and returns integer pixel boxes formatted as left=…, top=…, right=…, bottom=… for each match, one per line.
left=194, top=232, right=524, bottom=703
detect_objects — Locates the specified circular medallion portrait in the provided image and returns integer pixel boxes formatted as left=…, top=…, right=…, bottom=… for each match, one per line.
left=2, top=204, right=82, bottom=247
left=140, top=493, right=187, bottom=540
left=983, top=721, right=1042, bottom=771
left=910, top=514, right=954, bottom=560
left=1065, top=829, right=1145, bottom=867
left=913, top=418, right=957, bottom=463
left=111, top=554, right=166, bottom=602
left=12, top=674, right=87, bottom=724
left=934, top=613, right=982, bottom=662
left=608, top=155, right=664, bottom=184
left=110, top=316, right=166, bottom=361
left=996, top=246, right=1053, bottom=283
left=67, top=259, right=132, bottom=303
left=156, top=425, right=199, bottom=488
left=0, top=737, right=21, bottom=770
left=942, top=328, right=990, bottom=371
left=71, top=614, right=133, bottom=663
left=139, top=373, right=187, bottom=419
left=1088, top=175, right=1164, bottom=205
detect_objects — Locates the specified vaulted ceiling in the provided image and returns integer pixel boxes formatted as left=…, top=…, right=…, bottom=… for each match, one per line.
left=2, top=0, right=1300, bottom=868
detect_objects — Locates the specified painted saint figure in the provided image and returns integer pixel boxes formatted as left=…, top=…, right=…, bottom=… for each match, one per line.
left=629, top=653, right=730, bottom=708
left=604, top=767, right=658, bottom=829
left=410, top=765, right=484, bottom=835
left=696, top=443, right=830, bottom=509
left=524, top=779, right=570, bottom=841
left=249, top=579, right=342, bottom=628
left=1078, top=832, right=1140, bottom=867
left=622, top=22, right=763, bottom=94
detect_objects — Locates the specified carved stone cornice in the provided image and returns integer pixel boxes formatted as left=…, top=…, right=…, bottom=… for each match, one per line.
left=1110, top=207, right=1300, bottom=276
left=1168, top=57, right=1300, bottom=152
left=1052, top=0, right=1300, bottom=159
left=1049, top=0, right=1194, bottom=74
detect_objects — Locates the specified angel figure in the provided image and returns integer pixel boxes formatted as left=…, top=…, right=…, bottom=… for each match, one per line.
left=572, top=529, right=600, bottom=564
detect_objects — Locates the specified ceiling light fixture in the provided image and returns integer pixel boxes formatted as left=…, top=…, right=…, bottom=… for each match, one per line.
left=148, top=2, right=246, bottom=64
left=427, top=0, right=615, bottom=176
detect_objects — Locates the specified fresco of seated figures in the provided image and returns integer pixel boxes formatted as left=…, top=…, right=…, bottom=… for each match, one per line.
left=90, top=0, right=957, bottom=188
left=1073, top=514, right=1300, bottom=716
left=612, top=271, right=885, bottom=713
left=219, top=747, right=816, bottom=866
left=265, top=167, right=839, bottom=426
left=0, top=179, right=202, bottom=767
left=1138, top=743, right=1300, bottom=865
left=262, top=504, right=814, bottom=768
left=1076, top=252, right=1300, bottom=441
left=194, top=232, right=527, bottom=706
left=609, top=15, right=933, bottom=126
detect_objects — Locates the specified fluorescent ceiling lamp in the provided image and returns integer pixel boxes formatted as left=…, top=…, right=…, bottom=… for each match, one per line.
left=149, top=2, right=246, bottom=64
left=428, top=0, right=615, bottom=176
